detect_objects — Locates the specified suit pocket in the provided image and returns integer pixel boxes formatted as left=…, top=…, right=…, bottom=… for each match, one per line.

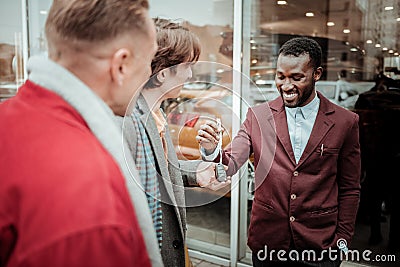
left=312, top=146, right=340, bottom=173
left=309, top=206, right=338, bottom=216
left=315, top=146, right=340, bottom=155
left=255, top=198, right=274, bottom=211
left=306, top=206, right=338, bottom=230
left=248, top=198, right=283, bottom=251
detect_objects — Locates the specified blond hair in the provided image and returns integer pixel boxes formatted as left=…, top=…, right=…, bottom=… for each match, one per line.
left=45, top=0, right=149, bottom=51
left=145, top=18, right=201, bottom=89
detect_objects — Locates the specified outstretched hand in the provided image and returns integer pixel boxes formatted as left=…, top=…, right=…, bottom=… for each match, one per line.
left=196, top=162, right=231, bottom=191
left=195, top=120, right=224, bottom=153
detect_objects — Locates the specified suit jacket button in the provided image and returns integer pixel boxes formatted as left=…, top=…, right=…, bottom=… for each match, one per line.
left=290, top=216, right=295, bottom=222
left=293, top=171, right=299, bottom=177
left=172, top=240, right=181, bottom=249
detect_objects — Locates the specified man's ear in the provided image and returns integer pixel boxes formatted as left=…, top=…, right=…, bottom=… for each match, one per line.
left=110, top=48, right=131, bottom=86
left=314, top=67, right=323, bottom=81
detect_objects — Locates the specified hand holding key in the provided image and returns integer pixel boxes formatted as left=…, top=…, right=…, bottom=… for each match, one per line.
left=195, top=119, right=224, bottom=153
left=214, top=118, right=228, bottom=182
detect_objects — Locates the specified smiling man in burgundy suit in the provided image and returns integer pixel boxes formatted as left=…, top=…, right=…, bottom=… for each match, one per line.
left=196, top=37, right=361, bottom=267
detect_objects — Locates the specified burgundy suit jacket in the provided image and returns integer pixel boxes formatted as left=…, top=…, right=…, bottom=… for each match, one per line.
left=221, top=92, right=361, bottom=253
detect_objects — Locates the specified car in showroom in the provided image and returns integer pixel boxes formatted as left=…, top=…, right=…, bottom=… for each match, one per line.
left=167, top=86, right=233, bottom=161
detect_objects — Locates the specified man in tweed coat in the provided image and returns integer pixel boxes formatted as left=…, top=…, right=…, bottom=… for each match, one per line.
left=115, top=18, right=230, bottom=267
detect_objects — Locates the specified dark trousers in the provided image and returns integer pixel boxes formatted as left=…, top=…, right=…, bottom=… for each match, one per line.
left=252, top=253, right=341, bottom=267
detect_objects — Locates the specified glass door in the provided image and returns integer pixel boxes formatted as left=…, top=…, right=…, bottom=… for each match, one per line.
left=26, top=0, right=52, bottom=57
left=149, top=0, right=235, bottom=262
left=240, top=1, right=400, bottom=266
left=0, top=0, right=53, bottom=102
left=0, top=0, right=25, bottom=102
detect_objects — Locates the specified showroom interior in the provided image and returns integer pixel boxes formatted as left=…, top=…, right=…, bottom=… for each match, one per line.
left=1, top=0, right=399, bottom=266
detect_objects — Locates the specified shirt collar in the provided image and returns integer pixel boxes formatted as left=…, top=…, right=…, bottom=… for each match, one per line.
left=151, top=108, right=167, bottom=135
left=285, top=93, right=320, bottom=119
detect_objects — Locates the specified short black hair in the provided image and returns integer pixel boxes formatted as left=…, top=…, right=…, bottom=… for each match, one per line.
left=278, top=37, right=322, bottom=70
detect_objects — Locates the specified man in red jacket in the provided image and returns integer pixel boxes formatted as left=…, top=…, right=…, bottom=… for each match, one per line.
left=0, top=0, right=160, bottom=266
left=197, top=37, right=361, bottom=266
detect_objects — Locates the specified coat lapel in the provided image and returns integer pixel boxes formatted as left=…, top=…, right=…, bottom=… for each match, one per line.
left=296, top=92, right=335, bottom=168
left=269, top=92, right=335, bottom=168
left=136, top=94, right=183, bottom=229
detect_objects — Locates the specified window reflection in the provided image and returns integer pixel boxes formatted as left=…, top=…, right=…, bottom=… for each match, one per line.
left=149, top=0, right=235, bottom=258
left=245, top=1, right=400, bottom=266
left=0, top=0, right=22, bottom=102
left=248, top=0, right=400, bottom=110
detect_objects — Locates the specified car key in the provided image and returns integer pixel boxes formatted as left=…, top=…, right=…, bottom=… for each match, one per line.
left=215, top=118, right=227, bottom=182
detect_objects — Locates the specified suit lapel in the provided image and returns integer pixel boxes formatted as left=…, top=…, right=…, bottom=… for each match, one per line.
left=296, top=93, right=335, bottom=168
left=270, top=98, right=296, bottom=165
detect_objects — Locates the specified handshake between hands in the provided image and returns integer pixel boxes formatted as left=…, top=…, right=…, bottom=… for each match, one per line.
left=195, top=120, right=231, bottom=191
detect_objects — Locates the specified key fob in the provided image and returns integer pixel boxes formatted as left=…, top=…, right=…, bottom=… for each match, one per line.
left=215, top=162, right=227, bottom=182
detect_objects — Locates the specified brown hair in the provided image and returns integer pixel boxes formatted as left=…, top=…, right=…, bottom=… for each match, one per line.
left=145, top=17, right=201, bottom=89
left=45, top=0, right=149, bottom=50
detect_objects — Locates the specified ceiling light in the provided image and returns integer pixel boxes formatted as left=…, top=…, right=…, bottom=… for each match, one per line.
left=277, top=0, right=287, bottom=5
left=366, top=40, right=373, bottom=44
left=252, top=59, right=258, bottom=64
left=375, top=44, right=381, bottom=48
left=327, top=22, right=335, bottom=26
left=251, top=46, right=257, bottom=50
left=385, top=6, right=394, bottom=11
left=394, top=52, right=399, bottom=56
left=350, top=48, right=358, bottom=52
left=389, top=50, right=394, bottom=54
left=250, top=39, right=255, bottom=44
left=397, top=18, right=400, bottom=21
left=305, top=12, right=314, bottom=17
left=382, top=47, right=388, bottom=51
left=255, top=80, right=267, bottom=85
left=343, top=29, right=351, bottom=34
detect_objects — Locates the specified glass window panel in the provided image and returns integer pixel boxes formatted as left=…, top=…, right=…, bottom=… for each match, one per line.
left=149, top=0, right=235, bottom=259
left=27, top=0, right=52, bottom=57
left=242, top=0, right=400, bottom=265
left=0, top=0, right=23, bottom=101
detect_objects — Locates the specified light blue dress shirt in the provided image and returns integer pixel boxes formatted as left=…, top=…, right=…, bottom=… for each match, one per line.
left=285, top=94, right=320, bottom=163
